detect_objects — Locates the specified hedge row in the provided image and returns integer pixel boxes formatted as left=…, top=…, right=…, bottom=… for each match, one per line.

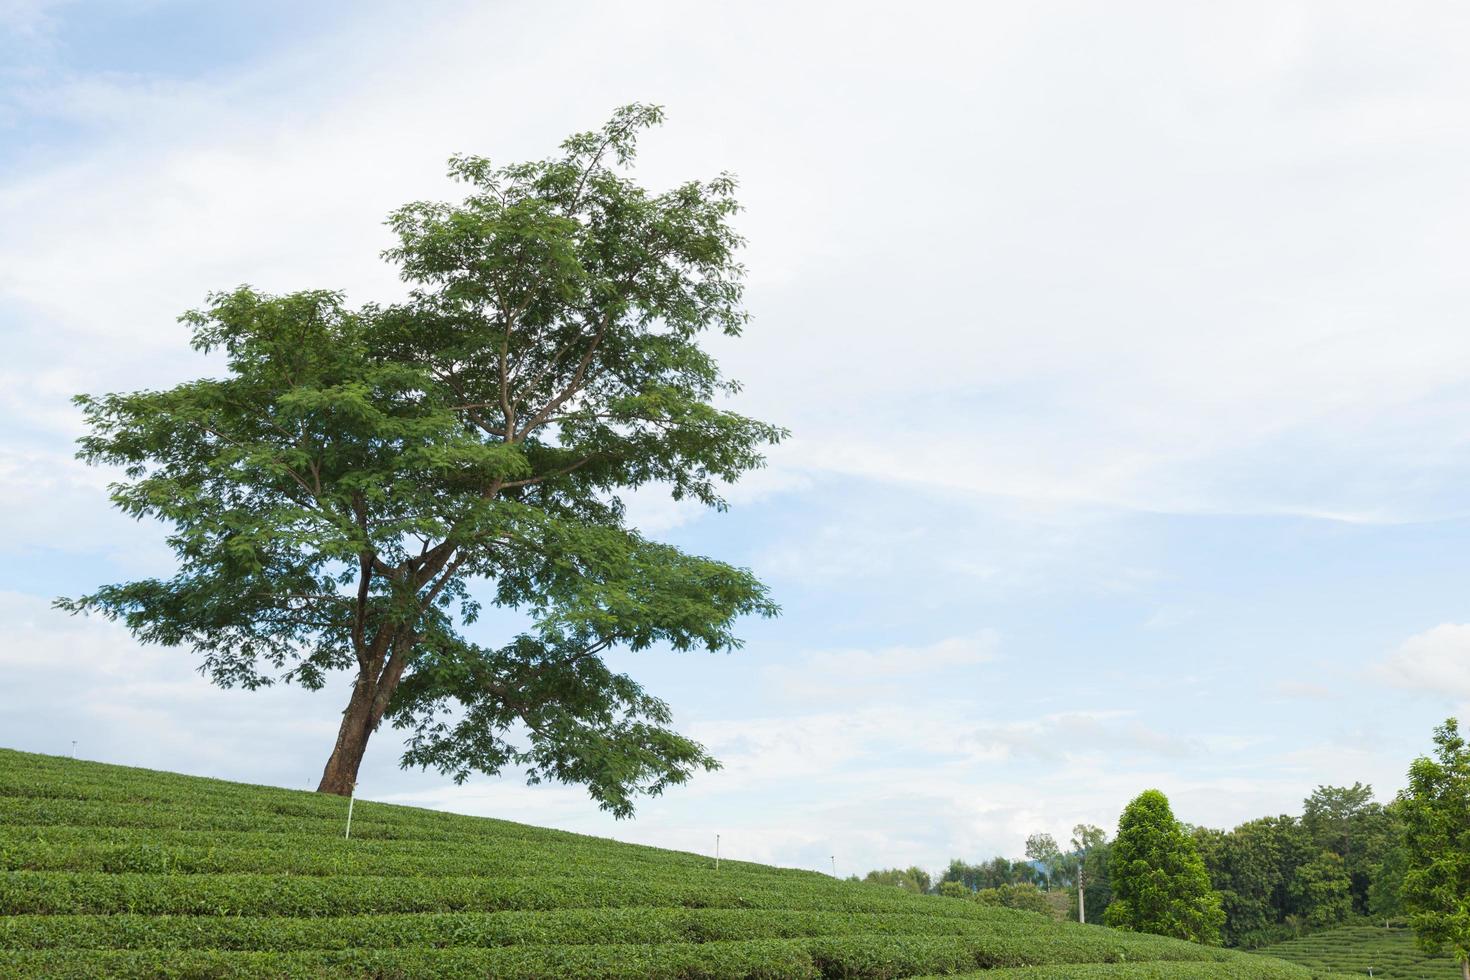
left=0, top=835, right=810, bottom=881
left=0, top=790, right=624, bottom=853
left=1258, top=924, right=1462, bottom=980
left=0, top=909, right=1197, bottom=956
left=0, top=757, right=632, bottom=845
left=0, top=749, right=1350, bottom=979
left=0, top=934, right=1260, bottom=980
left=0, top=820, right=778, bottom=879
left=0, top=870, right=1014, bottom=918
left=0, top=909, right=988, bottom=950
left=950, top=960, right=1356, bottom=979
left=0, top=795, right=582, bottom=844
left=0, top=942, right=814, bottom=980
left=0, top=795, right=775, bottom=878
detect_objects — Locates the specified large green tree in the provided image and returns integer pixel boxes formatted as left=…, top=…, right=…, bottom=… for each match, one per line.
left=58, top=105, right=784, bottom=810
left=1400, top=718, right=1470, bottom=980
left=1105, top=789, right=1225, bottom=945
left=1302, top=782, right=1399, bottom=916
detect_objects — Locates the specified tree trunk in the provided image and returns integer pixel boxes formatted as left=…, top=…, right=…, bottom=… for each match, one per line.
left=1461, top=958, right=1469, bottom=980
left=317, top=670, right=378, bottom=795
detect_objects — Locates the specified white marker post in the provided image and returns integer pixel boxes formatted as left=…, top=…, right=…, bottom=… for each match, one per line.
left=831, top=855, right=836, bottom=878
left=715, top=834, right=721, bottom=870
left=344, top=782, right=357, bottom=840
left=70, top=741, right=77, bottom=760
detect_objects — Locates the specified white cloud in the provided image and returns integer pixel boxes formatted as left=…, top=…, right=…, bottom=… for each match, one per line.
left=6, top=0, right=1470, bottom=531
left=0, top=588, right=122, bottom=669
left=1378, top=623, right=1470, bottom=700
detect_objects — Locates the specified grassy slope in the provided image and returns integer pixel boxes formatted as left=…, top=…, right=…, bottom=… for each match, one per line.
left=1259, top=923, right=1462, bottom=979
left=0, top=748, right=1353, bottom=979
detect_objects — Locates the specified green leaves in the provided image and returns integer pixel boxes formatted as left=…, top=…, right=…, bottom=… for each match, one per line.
left=1105, top=790, right=1226, bottom=946
left=1399, top=718, right=1470, bottom=970
left=59, top=105, right=785, bottom=810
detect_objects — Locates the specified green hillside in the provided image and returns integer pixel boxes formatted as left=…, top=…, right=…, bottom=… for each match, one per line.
left=0, top=748, right=1353, bottom=979
left=1258, top=923, right=1461, bottom=979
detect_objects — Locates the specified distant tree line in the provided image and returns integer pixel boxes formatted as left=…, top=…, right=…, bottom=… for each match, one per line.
left=854, top=824, right=1110, bottom=923
left=852, top=718, right=1470, bottom=977
left=1190, top=781, right=1402, bottom=947
left=857, top=783, right=1400, bottom=945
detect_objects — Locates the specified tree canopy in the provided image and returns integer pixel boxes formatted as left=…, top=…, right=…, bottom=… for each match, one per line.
left=1025, top=832, right=1062, bottom=890
left=58, top=104, right=784, bottom=813
left=1104, top=789, right=1225, bottom=945
left=1400, top=718, right=1470, bottom=979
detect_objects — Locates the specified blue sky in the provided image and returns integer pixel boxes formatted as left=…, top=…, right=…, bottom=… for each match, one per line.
left=4, top=0, right=1470, bottom=877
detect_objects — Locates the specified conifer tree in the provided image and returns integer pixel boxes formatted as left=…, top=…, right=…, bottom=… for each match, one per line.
left=1105, top=789, right=1225, bottom=945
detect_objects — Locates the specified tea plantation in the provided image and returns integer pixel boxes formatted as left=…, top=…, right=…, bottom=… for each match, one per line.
left=1258, top=923, right=1461, bottom=979
left=0, top=748, right=1357, bottom=978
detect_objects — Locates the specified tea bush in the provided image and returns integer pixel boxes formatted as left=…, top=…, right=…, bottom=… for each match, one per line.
left=0, top=748, right=1355, bottom=978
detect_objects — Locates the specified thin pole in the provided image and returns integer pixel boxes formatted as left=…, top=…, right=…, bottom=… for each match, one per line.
left=831, top=855, right=836, bottom=877
left=344, top=782, right=357, bottom=840
left=70, top=741, right=77, bottom=760
left=715, top=834, right=720, bottom=870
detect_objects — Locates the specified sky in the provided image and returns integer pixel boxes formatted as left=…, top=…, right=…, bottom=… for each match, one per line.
left=4, top=0, right=1470, bottom=878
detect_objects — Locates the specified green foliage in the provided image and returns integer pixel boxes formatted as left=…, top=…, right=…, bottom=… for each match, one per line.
left=936, top=880, right=969, bottom=899
left=1105, top=789, right=1226, bottom=946
left=1301, top=783, right=1402, bottom=918
left=1026, top=832, right=1062, bottom=890
left=1192, top=786, right=1407, bottom=950
left=57, top=104, right=785, bottom=810
left=0, top=748, right=1345, bottom=979
left=1302, top=784, right=1375, bottom=859
left=973, top=883, right=1053, bottom=916
left=1063, top=823, right=1113, bottom=925
left=950, top=963, right=1354, bottom=979
left=860, top=866, right=932, bottom=894
left=1399, top=718, right=1470, bottom=974
left=941, top=856, right=1040, bottom=891
left=1193, top=815, right=1304, bottom=947
left=1368, top=828, right=1407, bottom=921
left=1260, top=922, right=1464, bottom=979
left=1289, top=851, right=1352, bottom=929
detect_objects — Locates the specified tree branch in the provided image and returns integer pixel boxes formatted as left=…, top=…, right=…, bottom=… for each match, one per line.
left=514, top=313, right=611, bottom=442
